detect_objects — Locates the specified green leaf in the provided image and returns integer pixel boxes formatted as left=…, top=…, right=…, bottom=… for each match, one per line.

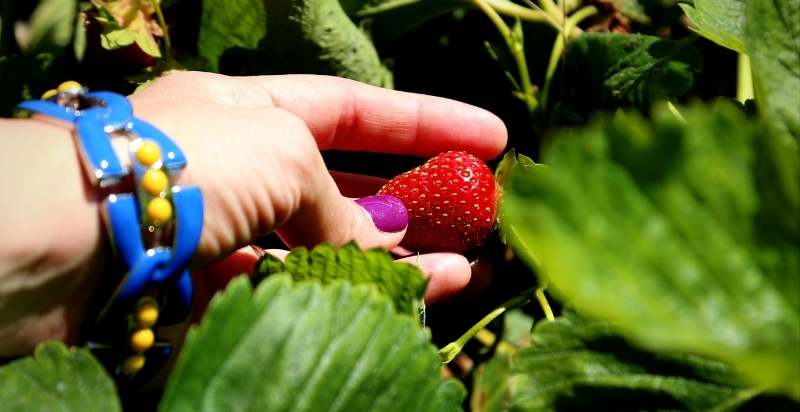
left=616, top=0, right=651, bottom=25
left=563, top=33, right=701, bottom=113
left=262, top=0, right=393, bottom=87
left=345, top=0, right=462, bottom=42
left=254, top=242, right=427, bottom=318
left=0, top=342, right=121, bottom=411
left=27, top=0, right=77, bottom=55
left=745, top=0, right=800, bottom=139
left=509, top=315, right=768, bottom=411
left=679, top=0, right=745, bottom=53
left=471, top=351, right=514, bottom=412
left=160, top=276, right=465, bottom=412
left=197, top=0, right=266, bottom=71
left=502, top=101, right=800, bottom=397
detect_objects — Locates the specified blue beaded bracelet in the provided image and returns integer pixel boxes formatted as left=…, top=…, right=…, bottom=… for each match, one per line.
left=19, top=81, right=204, bottom=380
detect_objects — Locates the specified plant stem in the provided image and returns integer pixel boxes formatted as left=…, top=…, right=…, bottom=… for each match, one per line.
left=535, top=287, right=555, bottom=321
left=540, top=5, right=597, bottom=110
left=538, top=0, right=564, bottom=25
left=487, top=0, right=560, bottom=31
left=152, top=0, right=171, bottom=56
left=475, top=329, right=517, bottom=354
left=736, top=53, right=753, bottom=103
left=667, top=101, right=686, bottom=122
left=439, top=289, right=535, bottom=363
left=474, top=0, right=538, bottom=112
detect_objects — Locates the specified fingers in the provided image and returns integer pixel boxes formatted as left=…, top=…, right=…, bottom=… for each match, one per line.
left=279, top=170, right=408, bottom=250
left=145, top=72, right=507, bottom=159
left=238, top=75, right=508, bottom=159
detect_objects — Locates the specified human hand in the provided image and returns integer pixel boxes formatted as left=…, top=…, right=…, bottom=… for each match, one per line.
left=130, top=72, right=506, bottom=304
left=0, top=71, right=506, bottom=355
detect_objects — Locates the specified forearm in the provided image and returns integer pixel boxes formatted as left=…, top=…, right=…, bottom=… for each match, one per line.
left=0, top=118, right=104, bottom=355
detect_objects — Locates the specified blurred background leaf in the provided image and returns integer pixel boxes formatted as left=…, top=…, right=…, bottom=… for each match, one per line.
left=502, top=101, right=800, bottom=397
left=555, top=33, right=702, bottom=121
left=507, top=315, right=797, bottom=411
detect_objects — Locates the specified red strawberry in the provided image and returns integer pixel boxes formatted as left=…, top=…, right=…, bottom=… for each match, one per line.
left=378, top=151, right=498, bottom=253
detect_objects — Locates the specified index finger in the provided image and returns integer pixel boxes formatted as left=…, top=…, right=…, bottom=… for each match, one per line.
left=235, top=74, right=508, bottom=160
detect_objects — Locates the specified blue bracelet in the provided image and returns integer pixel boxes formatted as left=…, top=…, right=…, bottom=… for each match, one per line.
left=19, top=81, right=204, bottom=381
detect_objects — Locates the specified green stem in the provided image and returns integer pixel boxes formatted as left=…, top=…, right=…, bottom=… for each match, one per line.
left=540, top=5, right=597, bottom=110
left=474, top=0, right=538, bottom=112
left=152, top=0, right=171, bottom=56
left=473, top=0, right=511, bottom=38
left=667, top=101, right=686, bottom=123
left=535, top=287, right=555, bottom=321
left=736, top=53, right=753, bottom=103
left=539, top=0, right=564, bottom=25
left=487, top=0, right=560, bottom=31
left=439, top=289, right=535, bottom=363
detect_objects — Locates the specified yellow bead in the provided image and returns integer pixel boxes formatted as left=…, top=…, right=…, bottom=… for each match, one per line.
left=122, top=354, right=146, bottom=375
left=57, top=80, right=82, bottom=93
left=146, top=197, right=173, bottom=224
left=41, top=89, right=58, bottom=100
left=136, top=303, right=159, bottom=327
left=130, top=328, right=155, bottom=352
left=141, top=169, right=168, bottom=196
left=135, top=141, right=161, bottom=166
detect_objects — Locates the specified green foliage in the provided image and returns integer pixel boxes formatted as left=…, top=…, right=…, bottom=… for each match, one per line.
left=509, top=315, right=762, bottom=411
left=198, top=0, right=392, bottom=86
left=91, top=0, right=163, bottom=57
left=160, top=276, right=464, bottom=412
left=197, top=0, right=266, bottom=71
left=471, top=351, right=514, bottom=412
left=745, top=0, right=800, bottom=140
left=254, top=242, right=427, bottom=318
left=0, top=342, right=121, bottom=411
left=501, top=101, right=800, bottom=397
left=26, top=0, right=77, bottom=55
left=561, top=33, right=701, bottom=116
left=679, top=0, right=745, bottom=53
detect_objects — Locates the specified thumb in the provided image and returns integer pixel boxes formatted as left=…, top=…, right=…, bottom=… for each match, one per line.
left=277, top=173, right=408, bottom=250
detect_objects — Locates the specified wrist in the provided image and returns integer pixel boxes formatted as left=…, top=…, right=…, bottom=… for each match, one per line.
left=0, top=118, right=106, bottom=355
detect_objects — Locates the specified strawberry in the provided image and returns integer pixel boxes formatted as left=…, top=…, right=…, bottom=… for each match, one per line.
left=378, top=150, right=498, bottom=253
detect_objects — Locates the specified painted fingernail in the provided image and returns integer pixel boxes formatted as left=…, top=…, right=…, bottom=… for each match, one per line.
left=356, top=195, right=408, bottom=233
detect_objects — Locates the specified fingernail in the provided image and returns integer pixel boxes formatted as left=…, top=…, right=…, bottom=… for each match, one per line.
left=356, top=195, right=408, bottom=233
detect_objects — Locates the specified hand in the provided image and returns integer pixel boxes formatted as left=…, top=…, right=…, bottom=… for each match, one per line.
left=0, top=71, right=507, bottom=355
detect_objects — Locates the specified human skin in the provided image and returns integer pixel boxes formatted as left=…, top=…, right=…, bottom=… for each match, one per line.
left=0, top=72, right=507, bottom=356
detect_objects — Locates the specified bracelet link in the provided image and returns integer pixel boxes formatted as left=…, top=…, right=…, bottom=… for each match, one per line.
left=19, top=82, right=204, bottom=382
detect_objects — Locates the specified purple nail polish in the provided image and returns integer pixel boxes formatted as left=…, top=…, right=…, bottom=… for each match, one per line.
left=356, top=195, right=408, bottom=233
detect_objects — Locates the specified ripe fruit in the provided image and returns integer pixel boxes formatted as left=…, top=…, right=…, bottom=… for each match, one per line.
left=378, top=151, right=498, bottom=253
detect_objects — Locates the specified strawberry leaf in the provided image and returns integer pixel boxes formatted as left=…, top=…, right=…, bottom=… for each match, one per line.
left=745, top=0, right=800, bottom=140
left=0, top=342, right=121, bottom=411
left=197, top=0, right=266, bottom=71
left=562, top=33, right=701, bottom=115
left=159, top=276, right=464, bottom=412
left=253, top=242, right=427, bottom=319
left=502, top=101, right=800, bottom=397
left=508, top=315, right=798, bottom=411
left=679, top=0, right=746, bottom=53
left=197, top=0, right=393, bottom=87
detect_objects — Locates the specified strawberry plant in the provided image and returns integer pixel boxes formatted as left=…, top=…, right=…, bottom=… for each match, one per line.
left=1, top=0, right=799, bottom=411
